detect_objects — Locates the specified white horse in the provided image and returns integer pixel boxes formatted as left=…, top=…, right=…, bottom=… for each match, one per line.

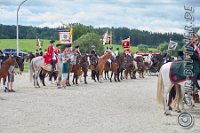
left=29, top=56, right=62, bottom=88
left=157, top=62, right=187, bottom=115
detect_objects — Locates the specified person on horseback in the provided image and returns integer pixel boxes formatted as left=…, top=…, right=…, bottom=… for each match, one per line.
left=39, top=48, right=43, bottom=56
left=186, top=33, right=200, bottom=91
left=35, top=49, right=40, bottom=57
left=115, top=48, right=120, bottom=57
left=54, top=44, right=61, bottom=55
left=74, top=45, right=81, bottom=55
left=43, top=40, right=58, bottom=71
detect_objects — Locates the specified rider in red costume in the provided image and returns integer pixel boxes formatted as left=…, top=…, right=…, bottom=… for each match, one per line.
left=43, top=40, right=58, bottom=64
left=54, top=44, right=61, bottom=55
left=74, top=45, right=81, bottom=55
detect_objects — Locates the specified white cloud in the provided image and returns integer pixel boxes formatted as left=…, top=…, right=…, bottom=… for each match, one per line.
left=0, top=0, right=200, bottom=33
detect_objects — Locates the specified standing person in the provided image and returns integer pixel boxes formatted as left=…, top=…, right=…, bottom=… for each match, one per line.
left=39, top=48, right=43, bottom=56
left=5, top=65, right=15, bottom=92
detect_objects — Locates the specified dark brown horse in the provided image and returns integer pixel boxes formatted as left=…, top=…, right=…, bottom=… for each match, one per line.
left=25, top=52, right=36, bottom=63
left=79, top=54, right=89, bottom=84
left=124, top=54, right=136, bottom=79
left=39, top=68, right=58, bottom=86
left=135, top=56, right=145, bottom=78
left=0, top=57, right=18, bottom=91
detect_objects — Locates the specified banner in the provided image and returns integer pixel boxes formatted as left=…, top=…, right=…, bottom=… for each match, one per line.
left=102, top=31, right=108, bottom=45
left=168, top=40, right=178, bottom=50
left=59, top=31, right=72, bottom=44
left=122, top=37, right=130, bottom=48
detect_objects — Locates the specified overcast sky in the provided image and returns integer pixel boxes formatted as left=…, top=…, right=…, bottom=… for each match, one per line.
left=0, top=0, right=200, bottom=33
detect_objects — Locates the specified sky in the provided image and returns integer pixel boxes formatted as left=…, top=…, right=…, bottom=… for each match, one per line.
left=0, top=0, right=200, bottom=33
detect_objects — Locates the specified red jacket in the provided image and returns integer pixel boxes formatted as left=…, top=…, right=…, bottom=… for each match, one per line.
left=43, top=45, right=58, bottom=64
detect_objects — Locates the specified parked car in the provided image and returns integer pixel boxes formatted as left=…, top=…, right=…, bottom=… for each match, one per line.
left=2, top=48, right=28, bottom=57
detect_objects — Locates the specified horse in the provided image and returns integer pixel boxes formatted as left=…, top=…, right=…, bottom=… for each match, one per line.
left=157, top=62, right=186, bottom=115
left=0, top=57, right=18, bottom=91
left=109, top=54, right=125, bottom=82
left=79, top=54, right=89, bottom=84
left=89, top=54, right=99, bottom=82
left=135, top=56, right=145, bottom=78
left=96, top=51, right=112, bottom=82
left=124, top=54, right=136, bottom=79
left=149, top=54, right=164, bottom=74
left=29, top=56, right=62, bottom=88
left=25, top=52, right=35, bottom=63
left=0, top=55, right=24, bottom=73
left=104, top=61, right=111, bottom=80
left=39, top=68, right=58, bottom=86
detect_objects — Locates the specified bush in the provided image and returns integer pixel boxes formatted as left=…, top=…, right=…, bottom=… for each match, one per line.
left=73, top=33, right=104, bottom=55
left=137, top=44, right=148, bottom=52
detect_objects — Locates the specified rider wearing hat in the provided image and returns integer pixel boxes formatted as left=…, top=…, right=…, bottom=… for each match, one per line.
left=43, top=40, right=58, bottom=71
left=55, top=44, right=61, bottom=55
left=74, top=45, right=81, bottom=55
left=64, top=44, right=72, bottom=54
left=90, top=45, right=97, bottom=57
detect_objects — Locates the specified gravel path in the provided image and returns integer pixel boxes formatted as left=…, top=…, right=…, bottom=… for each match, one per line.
left=0, top=73, right=200, bottom=133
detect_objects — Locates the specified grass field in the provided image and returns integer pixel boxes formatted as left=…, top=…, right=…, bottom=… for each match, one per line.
left=0, top=39, right=158, bottom=53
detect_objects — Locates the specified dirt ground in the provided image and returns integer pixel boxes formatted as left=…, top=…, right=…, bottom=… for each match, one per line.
left=0, top=73, right=200, bottom=133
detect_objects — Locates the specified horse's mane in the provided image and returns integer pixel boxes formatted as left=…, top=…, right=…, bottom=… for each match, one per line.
left=99, top=52, right=110, bottom=59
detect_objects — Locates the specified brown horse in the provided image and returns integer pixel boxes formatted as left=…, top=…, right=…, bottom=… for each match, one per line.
left=0, top=57, right=18, bottom=91
left=79, top=54, right=89, bottom=84
left=135, top=56, right=145, bottom=78
left=104, top=61, right=111, bottom=80
left=96, top=51, right=112, bottom=82
left=124, top=54, right=136, bottom=79
left=66, top=54, right=82, bottom=85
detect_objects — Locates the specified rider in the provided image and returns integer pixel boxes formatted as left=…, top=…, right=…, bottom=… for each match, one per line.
left=39, top=48, right=43, bottom=56
left=35, top=49, right=40, bottom=57
left=115, top=48, right=120, bottom=56
left=54, top=44, right=61, bottom=55
left=43, top=40, right=58, bottom=71
left=186, top=33, right=200, bottom=91
left=74, top=45, right=81, bottom=55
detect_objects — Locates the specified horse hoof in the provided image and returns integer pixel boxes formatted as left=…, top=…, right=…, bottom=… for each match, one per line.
left=85, top=82, right=88, bottom=84
left=164, top=112, right=171, bottom=116
left=57, top=86, right=62, bottom=89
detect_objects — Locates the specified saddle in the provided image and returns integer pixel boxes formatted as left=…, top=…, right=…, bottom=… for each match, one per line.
left=42, top=64, right=58, bottom=72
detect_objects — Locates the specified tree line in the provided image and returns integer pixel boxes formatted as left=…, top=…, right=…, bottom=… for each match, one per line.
left=0, top=23, right=184, bottom=47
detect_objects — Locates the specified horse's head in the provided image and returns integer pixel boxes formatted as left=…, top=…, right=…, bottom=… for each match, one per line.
left=6, top=56, right=18, bottom=67
left=15, top=56, right=24, bottom=72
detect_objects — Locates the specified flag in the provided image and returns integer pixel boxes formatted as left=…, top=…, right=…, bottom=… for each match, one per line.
left=69, top=26, right=73, bottom=39
left=36, top=38, right=41, bottom=48
left=102, top=31, right=108, bottom=45
left=168, top=40, right=178, bottom=50
left=122, top=37, right=130, bottom=48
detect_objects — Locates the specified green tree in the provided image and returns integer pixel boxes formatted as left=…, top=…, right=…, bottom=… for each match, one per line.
left=137, top=44, right=149, bottom=52
left=73, top=33, right=104, bottom=55
left=157, top=42, right=168, bottom=53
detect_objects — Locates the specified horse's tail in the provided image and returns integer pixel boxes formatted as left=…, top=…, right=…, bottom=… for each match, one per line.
left=157, top=70, right=164, bottom=104
left=29, top=60, right=34, bottom=82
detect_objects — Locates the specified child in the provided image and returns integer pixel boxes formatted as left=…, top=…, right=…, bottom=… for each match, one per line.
left=7, top=65, right=15, bottom=92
